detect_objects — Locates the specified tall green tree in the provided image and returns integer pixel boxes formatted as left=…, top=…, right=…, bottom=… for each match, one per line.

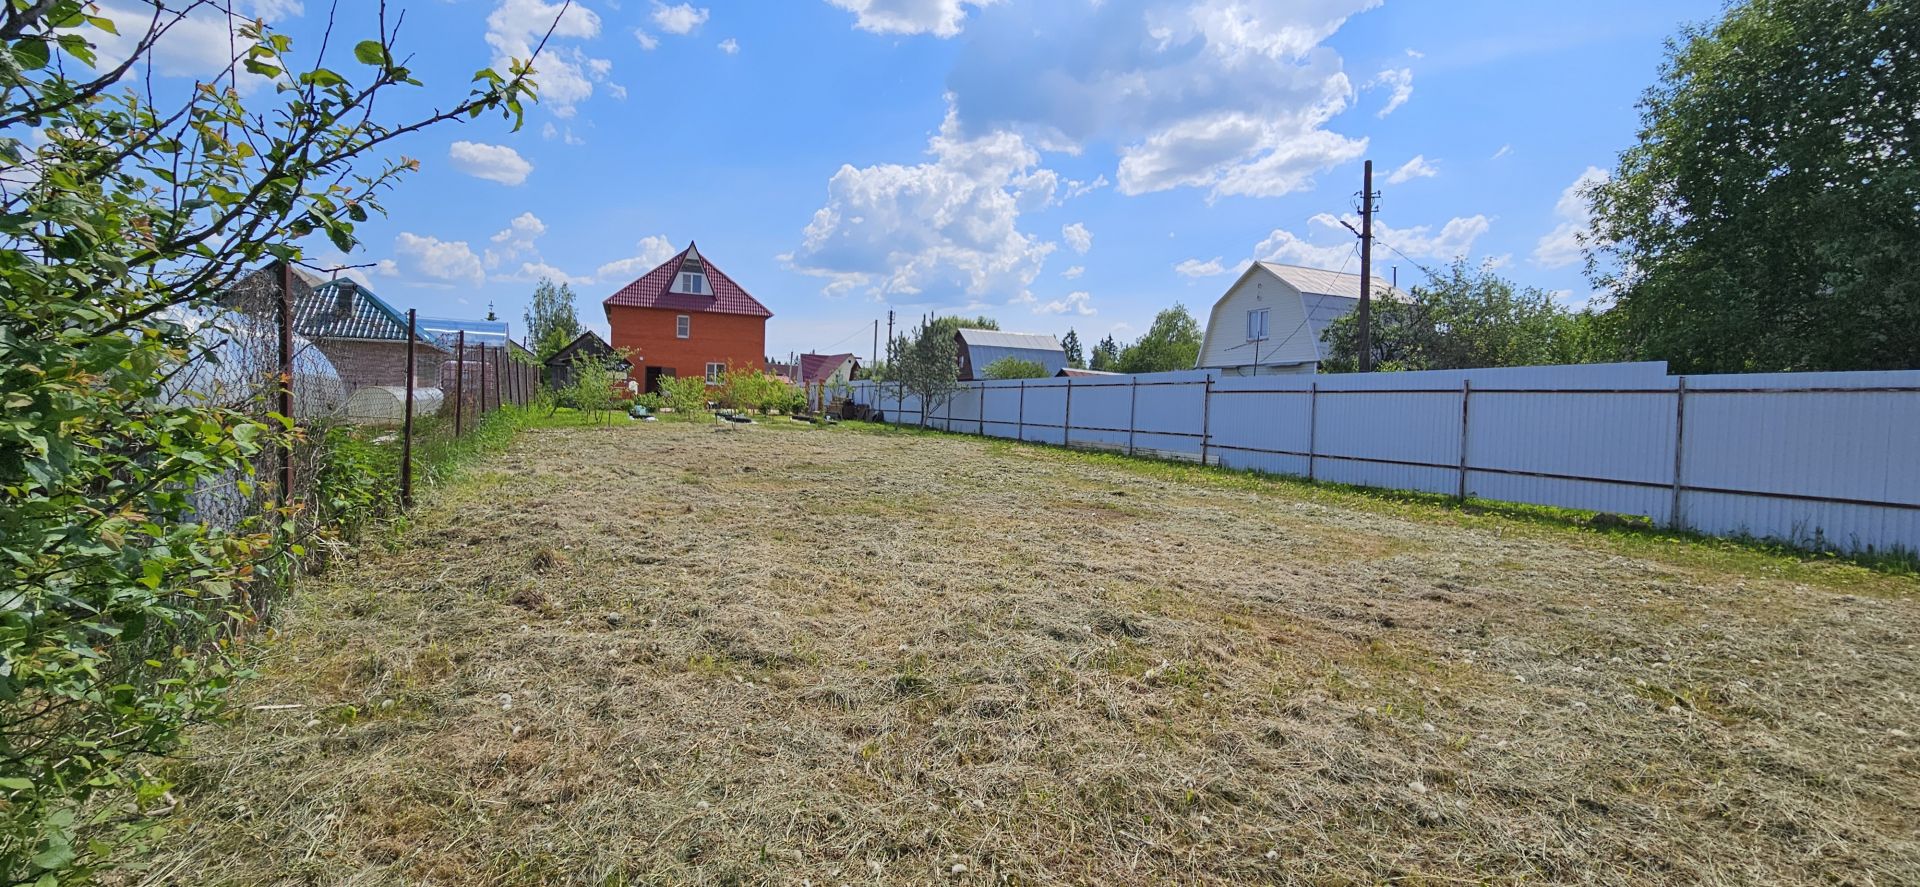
left=1060, top=328, right=1085, bottom=368
left=524, top=278, right=581, bottom=361
left=1116, top=304, right=1204, bottom=374
left=0, top=5, right=537, bottom=879
left=1587, top=0, right=1919, bottom=372
left=925, top=314, right=1000, bottom=340
left=1321, top=260, right=1611, bottom=373
left=883, top=319, right=962, bottom=427
left=1089, top=334, right=1121, bottom=371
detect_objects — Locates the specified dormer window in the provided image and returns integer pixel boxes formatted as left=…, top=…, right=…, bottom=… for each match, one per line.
left=674, top=271, right=708, bottom=295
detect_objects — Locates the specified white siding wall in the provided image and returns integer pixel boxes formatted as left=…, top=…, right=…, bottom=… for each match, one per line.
left=1196, top=266, right=1319, bottom=371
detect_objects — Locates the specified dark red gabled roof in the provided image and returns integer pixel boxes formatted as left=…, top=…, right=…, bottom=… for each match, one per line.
left=602, top=242, right=772, bottom=318
left=798, top=352, right=857, bottom=384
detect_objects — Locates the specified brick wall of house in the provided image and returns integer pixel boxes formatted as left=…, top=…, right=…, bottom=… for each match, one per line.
left=315, top=339, right=446, bottom=393
left=608, top=305, right=766, bottom=386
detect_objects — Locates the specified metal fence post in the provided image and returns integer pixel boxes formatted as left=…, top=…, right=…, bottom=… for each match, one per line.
left=491, top=344, right=502, bottom=412
left=1457, top=379, right=1472, bottom=502
left=454, top=330, right=465, bottom=436
left=276, top=261, right=294, bottom=506
left=1063, top=378, right=1073, bottom=449
left=481, top=342, right=492, bottom=417
left=1307, top=381, right=1318, bottom=481
left=1670, top=377, right=1688, bottom=530
left=1199, top=376, right=1213, bottom=466
left=1127, top=377, right=1138, bottom=457
left=1017, top=379, right=1026, bottom=441
left=402, top=310, right=416, bottom=509
left=978, top=384, right=986, bottom=436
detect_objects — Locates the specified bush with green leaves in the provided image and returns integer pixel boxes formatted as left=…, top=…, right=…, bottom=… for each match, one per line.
left=561, top=353, right=624, bottom=424
left=660, top=375, right=711, bottom=415
left=716, top=366, right=787, bottom=414
left=982, top=356, right=1049, bottom=379
left=0, top=4, right=538, bottom=880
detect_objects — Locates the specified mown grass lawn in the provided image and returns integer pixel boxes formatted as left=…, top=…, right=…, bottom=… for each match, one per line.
left=126, top=417, right=1919, bottom=885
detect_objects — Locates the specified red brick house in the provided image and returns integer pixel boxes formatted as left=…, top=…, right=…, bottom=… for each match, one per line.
left=603, top=242, right=772, bottom=392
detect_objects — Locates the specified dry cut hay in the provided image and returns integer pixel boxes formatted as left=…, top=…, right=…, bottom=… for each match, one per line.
left=126, top=422, right=1920, bottom=886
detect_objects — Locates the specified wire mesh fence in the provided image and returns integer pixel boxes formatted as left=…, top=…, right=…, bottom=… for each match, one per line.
left=195, top=263, right=540, bottom=605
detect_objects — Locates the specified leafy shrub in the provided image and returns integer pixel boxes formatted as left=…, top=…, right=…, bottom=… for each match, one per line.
left=717, top=366, right=788, bottom=413
left=561, top=353, right=623, bottom=424
left=660, top=375, right=711, bottom=415
left=772, top=386, right=809, bottom=415
left=311, top=425, right=399, bottom=542
left=0, top=7, right=537, bottom=881
left=982, top=356, right=1050, bottom=379
left=633, top=393, right=667, bottom=411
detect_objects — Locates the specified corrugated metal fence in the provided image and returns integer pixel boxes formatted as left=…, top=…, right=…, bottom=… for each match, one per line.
left=849, top=363, right=1920, bottom=555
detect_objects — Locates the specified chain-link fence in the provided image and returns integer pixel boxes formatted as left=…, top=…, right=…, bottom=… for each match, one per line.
left=196, top=263, right=538, bottom=597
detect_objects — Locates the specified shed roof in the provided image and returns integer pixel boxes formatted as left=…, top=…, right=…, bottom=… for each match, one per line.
left=603, top=242, right=772, bottom=318
left=955, top=329, right=1064, bottom=352
left=545, top=330, right=627, bottom=368
left=1257, top=262, right=1408, bottom=301
left=798, top=352, right=857, bottom=384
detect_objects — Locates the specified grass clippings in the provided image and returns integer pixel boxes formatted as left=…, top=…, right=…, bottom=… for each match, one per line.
left=129, top=418, right=1920, bottom=885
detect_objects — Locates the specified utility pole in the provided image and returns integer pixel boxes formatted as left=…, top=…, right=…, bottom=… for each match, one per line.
left=872, top=318, right=878, bottom=368
left=886, top=310, right=895, bottom=361
left=1358, top=159, right=1376, bottom=374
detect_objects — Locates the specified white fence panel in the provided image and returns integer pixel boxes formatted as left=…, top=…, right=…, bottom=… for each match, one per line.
left=846, top=365, right=1920, bottom=554
left=1064, top=379, right=1133, bottom=452
left=1312, top=388, right=1462, bottom=496
left=1208, top=379, right=1314, bottom=477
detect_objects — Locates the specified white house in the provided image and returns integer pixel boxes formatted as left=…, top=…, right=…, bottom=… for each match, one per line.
left=1194, top=262, right=1408, bottom=375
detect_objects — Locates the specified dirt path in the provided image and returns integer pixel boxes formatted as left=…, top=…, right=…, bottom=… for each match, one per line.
left=137, top=420, right=1919, bottom=885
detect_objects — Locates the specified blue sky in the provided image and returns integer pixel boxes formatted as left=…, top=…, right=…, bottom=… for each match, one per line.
left=131, top=0, right=1722, bottom=359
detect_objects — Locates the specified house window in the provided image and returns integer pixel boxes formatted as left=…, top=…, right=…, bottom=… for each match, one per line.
left=705, top=362, right=725, bottom=383
left=673, top=271, right=708, bottom=295
left=676, top=314, right=690, bottom=338
left=1247, top=307, right=1270, bottom=341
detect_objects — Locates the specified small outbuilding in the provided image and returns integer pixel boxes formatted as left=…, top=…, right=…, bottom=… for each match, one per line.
left=798, top=352, right=860, bottom=387
left=954, top=329, right=1068, bottom=381
left=1195, top=262, right=1408, bottom=376
left=544, top=330, right=631, bottom=390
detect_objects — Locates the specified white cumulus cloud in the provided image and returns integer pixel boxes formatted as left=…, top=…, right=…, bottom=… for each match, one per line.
left=1174, top=256, right=1247, bottom=277
left=946, top=0, right=1379, bottom=200
left=1062, top=222, right=1092, bottom=255
left=596, top=236, right=681, bottom=282
left=718, top=37, right=739, bottom=54
left=448, top=141, right=534, bottom=186
left=824, top=0, right=994, bottom=37
left=485, top=212, right=547, bottom=268
left=393, top=233, right=485, bottom=286
left=652, top=2, right=710, bottom=34
left=518, top=261, right=595, bottom=287
left=1061, top=265, right=1085, bottom=279
left=1369, top=67, right=1413, bottom=117
left=1035, top=290, right=1095, bottom=316
left=1534, top=166, right=1608, bottom=268
left=1386, top=154, right=1437, bottom=185
left=788, top=105, right=1058, bottom=303
left=1255, top=212, right=1491, bottom=277
left=484, top=0, right=607, bottom=117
